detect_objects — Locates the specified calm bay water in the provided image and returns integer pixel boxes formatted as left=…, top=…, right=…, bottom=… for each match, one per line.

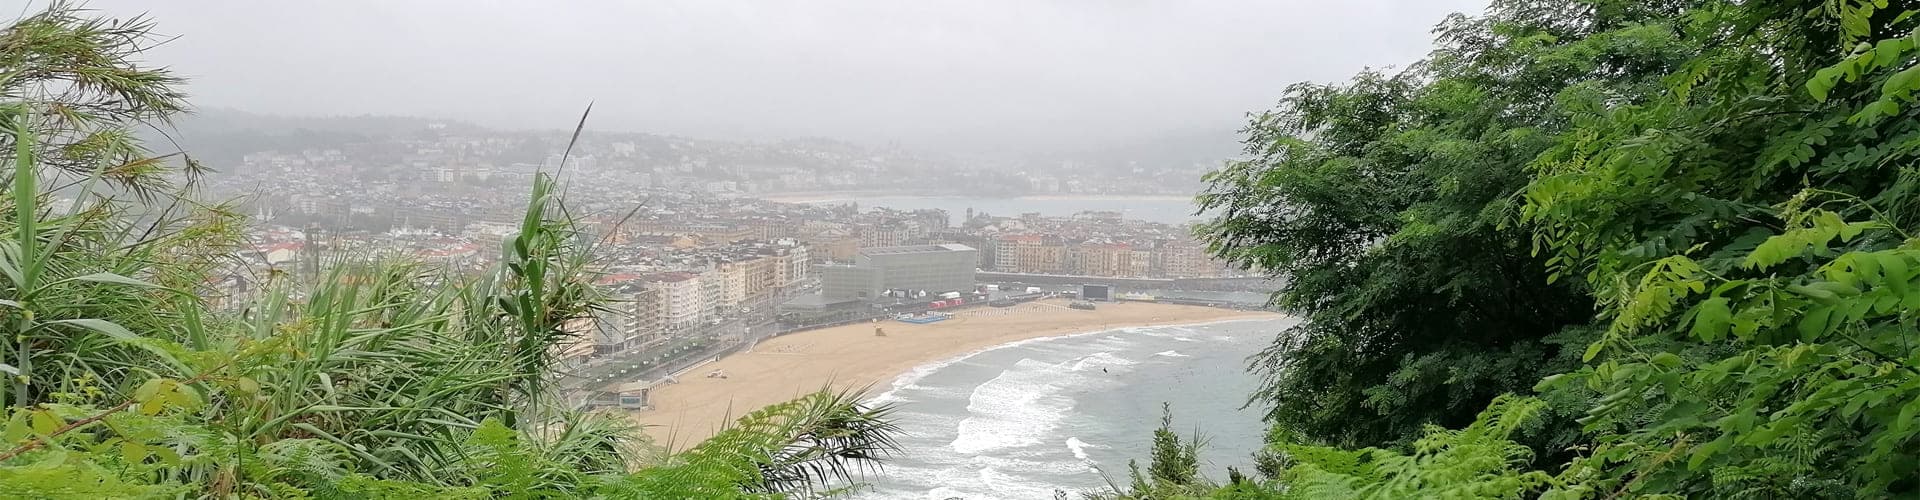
left=792, top=195, right=1208, bottom=225
left=849, top=317, right=1293, bottom=499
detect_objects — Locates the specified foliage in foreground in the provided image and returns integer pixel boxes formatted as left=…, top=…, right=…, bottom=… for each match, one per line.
left=1170, top=0, right=1920, bottom=498
left=0, top=5, right=896, bottom=498
left=1195, top=0, right=1673, bottom=455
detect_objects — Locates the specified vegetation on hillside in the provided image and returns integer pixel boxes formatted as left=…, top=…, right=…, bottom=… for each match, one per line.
left=1119, top=0, right=1920, bottom=498
left=0, top=5, right=896, bottom=499
left=18, top=0, right=1920, bottom=497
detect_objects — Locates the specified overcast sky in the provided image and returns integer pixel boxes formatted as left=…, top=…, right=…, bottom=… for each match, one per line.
left=53, top=0, right=1485, bottom=154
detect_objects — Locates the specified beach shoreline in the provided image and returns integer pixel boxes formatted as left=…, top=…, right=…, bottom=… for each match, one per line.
left=626, top=300, right=1279, bottom=449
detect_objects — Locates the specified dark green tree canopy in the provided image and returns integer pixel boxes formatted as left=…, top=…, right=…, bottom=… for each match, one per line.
left=1172, top=0, right=1920, bottom=498
left=1197, top=0, right=1704, bottom=453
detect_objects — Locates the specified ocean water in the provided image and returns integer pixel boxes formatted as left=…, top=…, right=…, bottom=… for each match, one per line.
left=849, top=317, right=1294, bottom=499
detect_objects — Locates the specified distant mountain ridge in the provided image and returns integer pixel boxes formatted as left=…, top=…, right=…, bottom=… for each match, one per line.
left=156, top=108, right=1239, bottom=179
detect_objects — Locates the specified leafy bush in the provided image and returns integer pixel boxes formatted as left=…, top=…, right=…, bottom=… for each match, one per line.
left=1176, top=0, right=1920, bottom=498
left=0, top=5, right=898, bottom=498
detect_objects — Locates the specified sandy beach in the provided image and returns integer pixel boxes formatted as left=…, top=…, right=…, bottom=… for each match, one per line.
left=629, top=300, right=1279, bottom=449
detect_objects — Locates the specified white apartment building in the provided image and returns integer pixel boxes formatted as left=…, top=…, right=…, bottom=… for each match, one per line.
left=642, top=272, right=707, bottom=330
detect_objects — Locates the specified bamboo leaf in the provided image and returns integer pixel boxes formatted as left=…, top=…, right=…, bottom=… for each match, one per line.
left=46, top=318, right=139, bottom=341
left=56, top=272, right=160, bottom=289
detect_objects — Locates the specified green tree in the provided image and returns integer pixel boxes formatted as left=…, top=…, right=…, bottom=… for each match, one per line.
left=1516, top=0, right=1920, bottom=495
left=1105, top=405, right=1211, bottom=499
left=1158, top=0, right=1920, bottom=498
left=1197, top=0, right=1698, bottom=454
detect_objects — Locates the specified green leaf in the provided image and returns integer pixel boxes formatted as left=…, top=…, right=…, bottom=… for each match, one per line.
left=1880, top=254, right=1912, bottom=296
left=150, top=446, right=180, bottom=466
left=1882, top=64, right=1920, bottom=98
left=1789, top=284, right=1842, bottom=303
left=46, top=318, right=139, bottom=341
left=1583, top=339, right=1605, bottom=362
left=1798, top=306, right=1834, bottom=342
left=1690, top=435, right=1732, bottom=470
left=1534, top=373, right=1567, bottom=392
left=235, top=377, right=260, bottom=394
left=1690, top=297, right=1733, bottom=342
left=2, top=411, right=28, bottom=442
left=1810, top=67, right=1841, bottom=101
left=1900, top=399, right=1920, bottom=433
left=167, top=384, right=202, bottom=409
left=58, top=272, right=159, bottom=289
left=120, top=441, right=148, bottom=463
left=1881, top=252, right=1911, bottom=281
left=30, top=410, right=59, bottom=436
left=1873, top=39, right=1910, bottom=69
left=132, top=378, right=164, bottom=403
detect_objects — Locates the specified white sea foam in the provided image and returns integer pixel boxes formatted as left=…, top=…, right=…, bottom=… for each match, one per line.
left=975, top=455, right=1096, bottom=492
left=1136, top=328, right=1181, bottom=339
left=974, top=460, right=1063, bottom=498
left=850, top=316, right=1297, bottom=500
left=951, top=359, right=1076, bottom=454
left=869, top=324, right=1149, bottom=405
left=876, top=316, right=1289, bottom=398
left=950, top=348, right=1144, bottom=456
left=1065, top=436, right=1107, bottom=461
left=1154, top=350, right=1190, bottom=357
left=1070, top=351, right=1137, bottom=372
left=853, top=316, right=1296, bottom=497
left=876, top=452, right=1099, bottom=499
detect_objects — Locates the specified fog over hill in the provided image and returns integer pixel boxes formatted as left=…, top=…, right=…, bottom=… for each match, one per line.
left=86, top=0, right=1484, bottom=158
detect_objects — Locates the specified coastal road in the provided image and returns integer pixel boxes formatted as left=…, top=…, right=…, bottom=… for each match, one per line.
left=562, top=314, right=783, bottom=394
left=561, top=286, right=810, bottom=392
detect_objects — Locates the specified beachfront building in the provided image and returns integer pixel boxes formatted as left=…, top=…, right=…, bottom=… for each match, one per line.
left=715, top=262, right=747, bottom=311
left=994, top=234, right=1067, bottom=274
left=852, top=244, right=978, bottom=298
left=809, top=243, right=979, bottom=302
left=818, top=264, right=882, bottom=301
left=613, top=288, right=664, bottom=351
left=774, top=240, right=810, bottom=287
left=1151, top=239, right=1218, bottom=278
left=1068, top=242, right=1136, bottom=278
left=786, top=243, right=978, bottom=324
left=698, top=271, right=725, bottom=320
left=641, top=271, right=708, bottom=330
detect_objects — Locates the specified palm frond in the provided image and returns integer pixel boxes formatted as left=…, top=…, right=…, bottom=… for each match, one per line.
left=625, top=388, right=900, bottom=497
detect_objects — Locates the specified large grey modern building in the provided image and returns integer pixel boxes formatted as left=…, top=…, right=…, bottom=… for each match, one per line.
left=820, top=243, right=978, bottom=300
